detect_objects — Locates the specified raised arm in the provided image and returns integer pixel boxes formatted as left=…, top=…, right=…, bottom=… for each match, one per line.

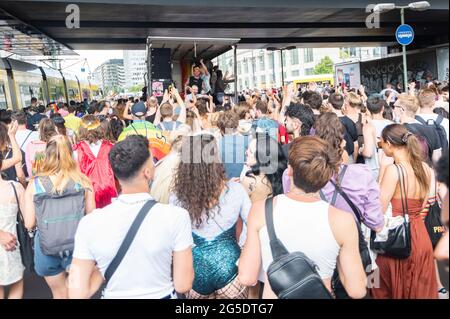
left=153, top=102, right=162, bottom=127
left=271, top=92, right=282, bottom=122
left=200, top=59, right=209, bottom=76
left=207, top=95, right=215, bottom=113
left=408, top=82, right=416, bottom=96
left=280, top=84, right=294, bottom=124
left=161, top=89, right=170, bottom=104
left=1, top=121, right=21, bottom=171
left=172, top=87, right=186, bottom=124
left=359, top=85, right=368, bottom=104
left=122, top=101, right=133, bottom=121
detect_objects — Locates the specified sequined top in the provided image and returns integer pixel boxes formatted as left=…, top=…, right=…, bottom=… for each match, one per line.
left=192, top=225, right=241, bottom=295
left=170, top=181, right=252, bottom=295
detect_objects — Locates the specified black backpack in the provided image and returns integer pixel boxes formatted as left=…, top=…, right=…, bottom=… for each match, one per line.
left=264, top=197, right=333, bottom=299
left=415, top=115, right=448, bottom=154
left=355, top=113, right=365, bottom=164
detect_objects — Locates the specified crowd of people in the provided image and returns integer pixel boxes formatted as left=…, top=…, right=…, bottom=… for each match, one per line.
left=0, top=66, right=448, bottom=299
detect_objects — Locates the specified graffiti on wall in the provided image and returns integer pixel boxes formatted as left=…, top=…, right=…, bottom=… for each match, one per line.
left=360, top=51, right=437, bottom=94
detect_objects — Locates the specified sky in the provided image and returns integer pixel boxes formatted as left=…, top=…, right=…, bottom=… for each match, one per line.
left=62, top=50, right=123, bottom=74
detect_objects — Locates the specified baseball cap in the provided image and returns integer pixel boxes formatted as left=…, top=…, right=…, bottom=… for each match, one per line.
left=131, top=101, right=147, bottom=117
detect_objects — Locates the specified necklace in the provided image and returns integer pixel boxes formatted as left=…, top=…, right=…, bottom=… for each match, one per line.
left=290, top=189, right=321, bottom=199
left=117, top=196, right=150, bottom=205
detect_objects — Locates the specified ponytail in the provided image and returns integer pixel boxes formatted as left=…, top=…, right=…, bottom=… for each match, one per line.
left=382, top=124, right=430, bottom=200
left=405, top=133, right=430, bottom=199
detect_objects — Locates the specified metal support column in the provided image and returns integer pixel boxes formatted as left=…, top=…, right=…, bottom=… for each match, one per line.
left=147, top=39, right=153, bottom=97
left=233, top=45, right=238, bottom=102
left=280, top=50, right=285, bottom=86
left=400, top=8, right=408, bottom=94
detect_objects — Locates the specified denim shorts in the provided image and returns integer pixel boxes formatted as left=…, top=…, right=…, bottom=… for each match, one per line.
left=34, top=232, right=73, bottom=277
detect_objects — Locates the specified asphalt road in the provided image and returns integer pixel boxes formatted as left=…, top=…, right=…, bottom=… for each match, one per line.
left=23, top=271, right=52, bottom=299
left=5, top=271, right=102, bottom=299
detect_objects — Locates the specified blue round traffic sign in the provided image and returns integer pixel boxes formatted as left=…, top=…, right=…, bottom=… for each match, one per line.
left=396, top=24, right=414, bottom=46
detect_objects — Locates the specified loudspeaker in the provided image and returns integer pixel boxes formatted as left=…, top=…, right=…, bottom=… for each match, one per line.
left=150, top=48, right=171, bottom=80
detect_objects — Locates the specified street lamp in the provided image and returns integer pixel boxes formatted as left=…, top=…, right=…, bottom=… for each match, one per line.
left=373, top=2, right=431, bottom=93
left=267, top=46, right=296, bottom=86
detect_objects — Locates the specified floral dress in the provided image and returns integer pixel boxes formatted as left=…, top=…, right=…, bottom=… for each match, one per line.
left=0, top=181, right=25, bottom=285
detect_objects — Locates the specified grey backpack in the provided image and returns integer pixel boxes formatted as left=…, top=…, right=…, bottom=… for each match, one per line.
left=34, top=176, right=86, bottom=256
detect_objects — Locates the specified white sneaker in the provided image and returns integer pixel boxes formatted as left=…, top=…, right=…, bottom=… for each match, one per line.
left=438, top=288, right=449, bottom=299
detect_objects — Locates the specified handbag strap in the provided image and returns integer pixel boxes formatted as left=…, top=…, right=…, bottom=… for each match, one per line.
left=395, top=164, right=409, bottom=221
left=264, top=197, right=289, bottom=259
left=329, top=180, right=363, bottom=225
left=10, top=182, right=24, bottom=223
left=104, top=199, right=157, bottom=286
left=331, top=165, right=348, bottom=205
left=20, top=131, right=34, bottom=150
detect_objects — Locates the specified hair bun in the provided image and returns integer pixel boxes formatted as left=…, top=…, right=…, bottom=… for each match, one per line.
left=401, top=132, right=413, bottom=143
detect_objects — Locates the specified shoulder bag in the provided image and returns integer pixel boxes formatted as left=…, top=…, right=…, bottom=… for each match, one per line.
left=12, top=182, right=35, bottom=273
left=265, top=197, right=333, bottom=299
left=370, top=164, right=411, bottom=259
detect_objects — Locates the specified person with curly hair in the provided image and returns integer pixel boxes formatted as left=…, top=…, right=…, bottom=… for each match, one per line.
left=170, top=134, right=251, bottom=299
left=314, top=112, right=349, bottom=164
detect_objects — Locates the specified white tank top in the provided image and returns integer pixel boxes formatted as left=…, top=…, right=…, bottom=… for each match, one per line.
left=371, top=119, right=392, bottom=138
left=259, top=195, right=340, bottom=279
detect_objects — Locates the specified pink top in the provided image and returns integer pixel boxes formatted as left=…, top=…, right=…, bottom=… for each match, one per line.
left=58, top=109, right=69, bottom=117
left=25, top=140, right=47, bottom=177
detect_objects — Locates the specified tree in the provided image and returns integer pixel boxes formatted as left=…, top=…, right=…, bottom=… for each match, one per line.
left=313, top=56, right=334, bottom=75
left=128, top=83, right=145, bottom=93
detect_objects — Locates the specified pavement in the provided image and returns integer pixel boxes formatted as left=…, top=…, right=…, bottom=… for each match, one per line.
left=5, top=271, right=102, bottom=299
left=23, top=272, right=52, bottom=299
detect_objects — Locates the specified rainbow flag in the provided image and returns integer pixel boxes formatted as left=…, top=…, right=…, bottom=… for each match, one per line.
left=117, top=121, right=171, bottom=161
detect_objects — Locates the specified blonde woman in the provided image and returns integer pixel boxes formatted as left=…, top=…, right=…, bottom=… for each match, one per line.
left=24, top=135, right=95, bottom=299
